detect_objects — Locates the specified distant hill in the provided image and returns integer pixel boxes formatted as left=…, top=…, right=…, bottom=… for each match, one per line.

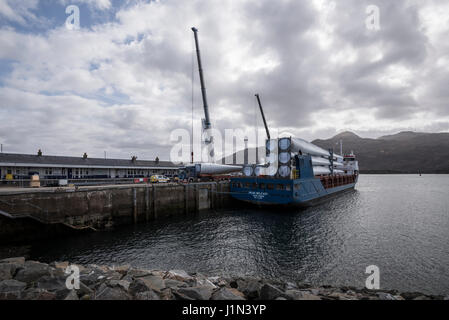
left=221, top=131, right=449, bottom=173
left=313, top=131, right=449, bottom=173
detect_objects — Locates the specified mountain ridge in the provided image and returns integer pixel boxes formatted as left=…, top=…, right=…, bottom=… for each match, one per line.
left=220, top=131, right=449, bottom=173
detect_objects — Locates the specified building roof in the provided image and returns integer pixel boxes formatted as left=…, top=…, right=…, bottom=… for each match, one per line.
left=0, top=152, right=179, bottom=169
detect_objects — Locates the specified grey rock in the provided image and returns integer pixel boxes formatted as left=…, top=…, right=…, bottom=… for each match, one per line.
left=129, top=278, right=150, bottom=295
left=36, top=275, right=67, bottom=292
left=413, top=295, right=430, bottom=300
left=259, top=284, right=284, bottom=300
left=140, top=275, right=166, bottom=292
left=377, top=292, right=397, bottom=300
left=23, top=288, right=57, bottom=300
left=310, top=288, right=320, bottom=295
left=15, top=261, right=52, bottom=283
left=50, top=261, right=69, bottom=270
left=129, top=275, right=165, bottom=295
left=195, top=278, right=217, bottom=289
left=76, top=281, right=93, bottom=295
left=0, top=263, right=16, bottom=281
left=400, top=291, right=425, bottom=300
left=175, top=287, right=213, bottom=300
left=126, top=269, right=152, bottom=279
left=165, top=279, right=188, bottom=289
left=94, top=283, right=130, bottom=300
left=275, top=297, right=287, bottom=300
left=167, top=270, right=193, bottom=282
left=0, top=257, right=25, bottom=265
left=159, top=288, right=175, bottom=300
left=211, top=287, right=245, bottom=300
left=111, top=265, right=131, bottom=275
left=80, top=270, right=106, bottom=287
left=64, top=290, right=79, bottom=300
left=135, top=290, right=161, bottom=300
left=235, top=278, right=262, bottom=300
left=284, top=289, right=321, bottom=300
left=0, top=279, right=27, bottom=293
left=285, top=282, right=298, bottom=290
left=296, top=283, right=312, bottom=290
left=108, top=280, right=130, bottom=291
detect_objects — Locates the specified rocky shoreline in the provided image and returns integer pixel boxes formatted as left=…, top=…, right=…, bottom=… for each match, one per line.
left=0, top=258, right=446, bottom=300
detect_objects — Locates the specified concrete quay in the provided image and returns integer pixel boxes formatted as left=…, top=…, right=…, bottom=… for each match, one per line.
left=0, top=182, right=236, bottom=244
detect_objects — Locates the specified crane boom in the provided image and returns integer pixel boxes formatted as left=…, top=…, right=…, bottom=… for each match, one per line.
left=255, top=93, right=270, bottom=140
left=191, top=27, right=211, bottom=129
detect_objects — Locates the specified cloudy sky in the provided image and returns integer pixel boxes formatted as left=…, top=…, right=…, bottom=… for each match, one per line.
left=0, top=0, right=448, bottom=160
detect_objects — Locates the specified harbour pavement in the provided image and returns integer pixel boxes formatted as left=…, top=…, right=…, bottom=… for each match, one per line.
left=0, top=258, right=447, bottom=300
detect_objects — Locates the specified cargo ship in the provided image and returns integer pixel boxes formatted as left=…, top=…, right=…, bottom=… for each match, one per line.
left=230, top=136, right=359, bottom=207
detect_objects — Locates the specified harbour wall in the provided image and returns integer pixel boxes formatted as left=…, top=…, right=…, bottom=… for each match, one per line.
left=0, top=182, right=236, bottom=244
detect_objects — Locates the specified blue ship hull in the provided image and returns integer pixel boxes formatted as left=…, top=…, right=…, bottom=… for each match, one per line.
left=230, top=176, right=357, bottom=207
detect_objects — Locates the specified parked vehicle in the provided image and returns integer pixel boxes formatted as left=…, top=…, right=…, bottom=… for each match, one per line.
left=150, top=175, right=170, bottom=183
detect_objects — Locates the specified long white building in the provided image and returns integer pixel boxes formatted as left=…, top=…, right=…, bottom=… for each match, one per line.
left=0, top=151, right=179, bottom=180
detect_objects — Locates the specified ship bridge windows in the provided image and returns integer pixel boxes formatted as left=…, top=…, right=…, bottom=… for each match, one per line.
left=267, top=184, right=275, bottom=190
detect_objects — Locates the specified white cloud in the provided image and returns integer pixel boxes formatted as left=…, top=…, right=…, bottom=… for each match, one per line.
left=0, top=0, right=40, bottom=25
left=0, top=0, right=448, bottom=158
left=59, top=0, right=112, bottom=10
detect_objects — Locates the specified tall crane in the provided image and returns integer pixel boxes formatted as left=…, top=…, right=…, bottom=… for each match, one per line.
left=255, top=93, right=271, bottom=140
left=191, top=27, right=214, bottom=163
left=177, top=27, right=242, bottom=181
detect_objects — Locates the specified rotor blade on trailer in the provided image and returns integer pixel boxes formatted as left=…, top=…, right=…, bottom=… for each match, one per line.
left=197, top=163, right=242, bottom=174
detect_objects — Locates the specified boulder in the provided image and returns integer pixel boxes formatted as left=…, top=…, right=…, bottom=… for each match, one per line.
left=135, top=290, right=161, bottom=300
left=79, top=281, right=94, bottom=295
left=108, top=280, right=130, bottom=291
left=401, top=291, right=425, bottom=300
left=413, top=295, right=430, bottom=300
left=15, top=261, right=52, bottom=283
left=377, top=292, right=397, bottom=300
left=159, top=288, right=175, bottom=300
left=23, top=288, right=57, bottom=300
left=0, top=257, right=25, bottom=265
left=259, top=284, right=284, bottom=300
left=235, top=278, right=263, bottom=300
left=51, top=262, right=69, bottom=270
left=165, top=279, right=188, bottom=289
left=64, top=290, right=79, bottom=300
left=195, top=278, right=217, bottom=289
left=111, top=265, right=131, bottom=275
left=0, top=279, right=27, bottom=299
left=211, top=288, right=245, bottom=300
left=0, top=263, right=16, bottom=281
left=94, top=283, right=131, bottom=300
left=36, top=275, right=67, bottom=292
left=175, top=287, right=213, bottom=300
left=129, top=275, right=165, bottom=295
left=166, top=270, right=194, bottom=282
left=125, top=269, right=152, bottom=279
left=139, top=275, right=166, bottom=292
